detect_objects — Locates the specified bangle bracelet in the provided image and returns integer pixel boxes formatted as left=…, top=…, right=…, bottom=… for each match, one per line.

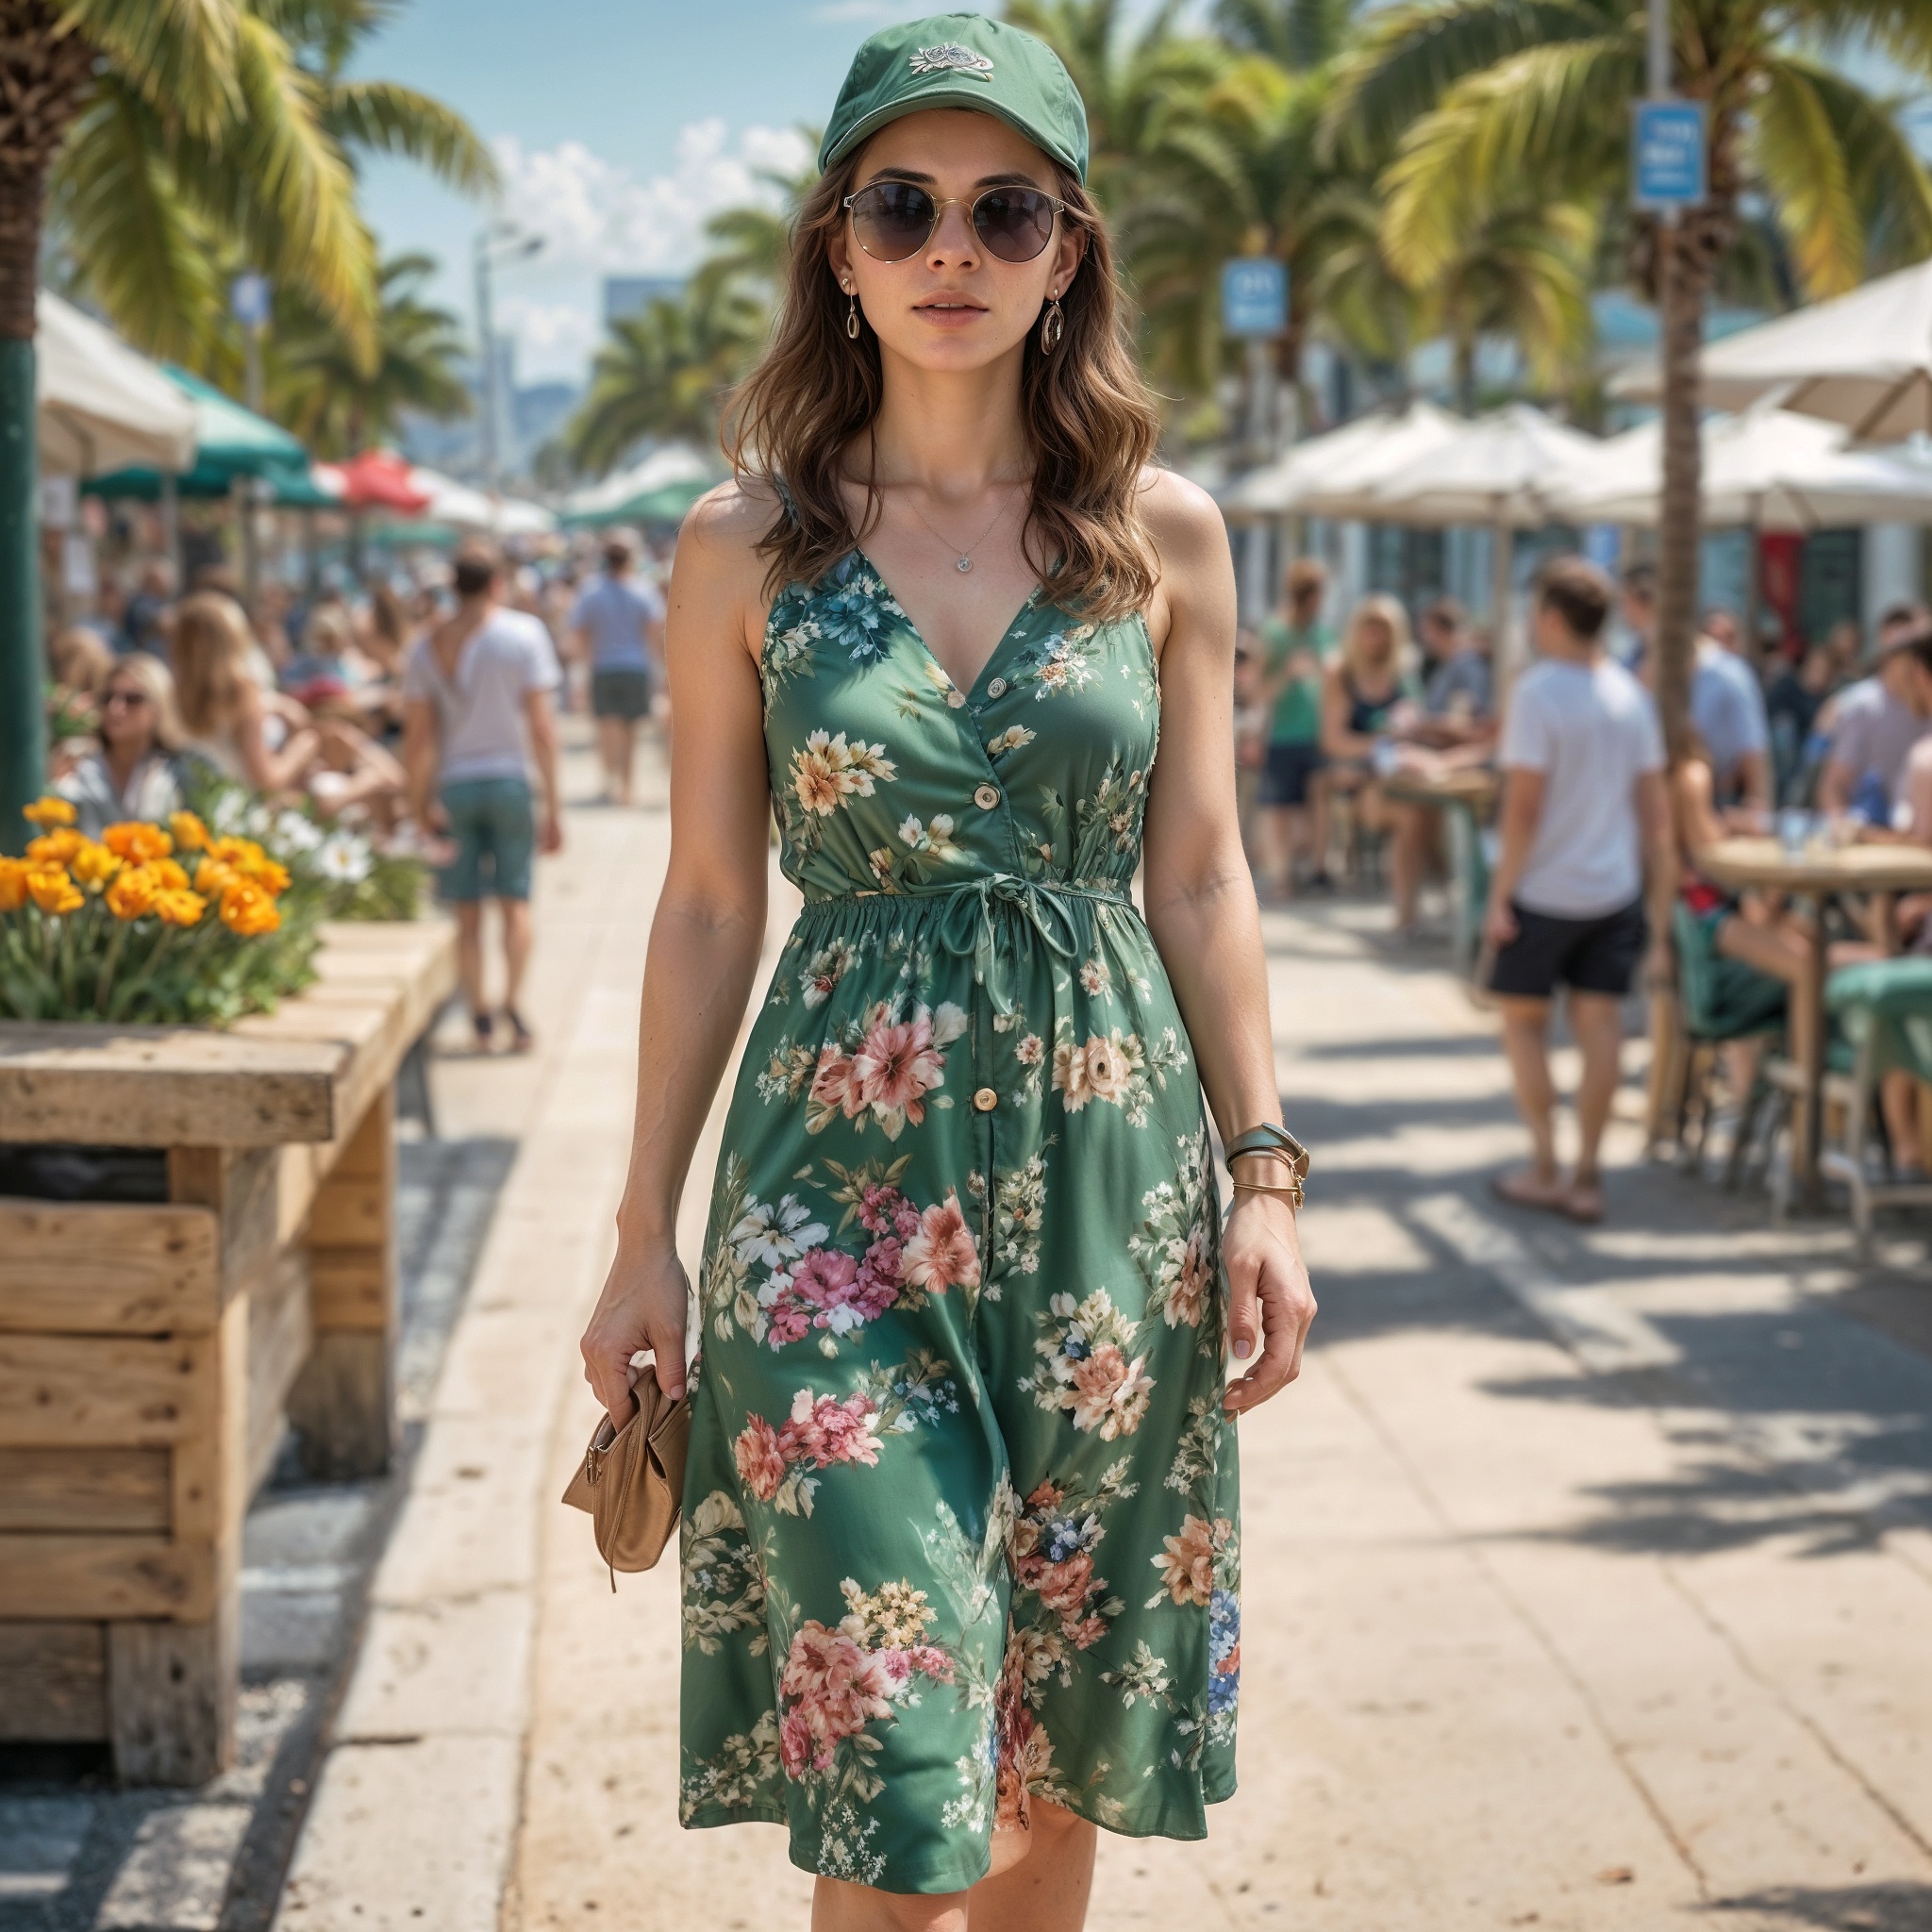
left=1230, top=1176, right=1305, bottom=1208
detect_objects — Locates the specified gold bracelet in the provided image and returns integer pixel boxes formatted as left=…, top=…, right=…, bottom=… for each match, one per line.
left=1228, top=1146, right=1299, bottom=1169
left=1230, top=1176, right=1305, bottom=1207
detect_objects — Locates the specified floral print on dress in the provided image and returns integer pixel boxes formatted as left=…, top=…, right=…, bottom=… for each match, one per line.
left=681, top=549, right=1239, bottom=1893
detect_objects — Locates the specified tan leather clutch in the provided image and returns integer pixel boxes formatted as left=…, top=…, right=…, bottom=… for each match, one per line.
left=560, top=1375, right=691, bottom=1585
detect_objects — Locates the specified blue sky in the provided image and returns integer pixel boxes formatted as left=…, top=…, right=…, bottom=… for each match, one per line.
left=356, top=0, right=939, bottom=383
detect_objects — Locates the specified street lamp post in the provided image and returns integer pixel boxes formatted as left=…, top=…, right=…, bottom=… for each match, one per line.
left=473, top=225, right=542, bottom=491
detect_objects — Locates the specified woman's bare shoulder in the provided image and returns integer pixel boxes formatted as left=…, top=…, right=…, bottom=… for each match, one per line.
left=678, top=477, right=780, bottom=570
left=671, top=479, right=784, bottom=658
left=1136, top=463, right=1228, bottom=570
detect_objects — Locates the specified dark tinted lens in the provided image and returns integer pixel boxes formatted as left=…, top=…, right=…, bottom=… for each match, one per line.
left=851, top=182, right=936, bottom=260
left=973, top=188, right=1057, bottom=262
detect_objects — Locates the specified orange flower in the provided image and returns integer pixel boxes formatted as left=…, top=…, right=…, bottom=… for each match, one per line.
left=209, top=837, right=288, bottom=892
left=0, top=858, right=27, bottom=912
left=107, top=867, right=159, bottom=920
left=23, top=796, right=76, bottom=828
left=168, top=810, right=209, bottom=853
left=26, top=829, right=83, bottom=865
left=148, top=857, right=190, bottom=891
left=154, top=888, right=207, bottom=928
left=193, top=858, right=239, bottom=897
left=243, top=855, right=291, bottom=894
left=219, top=879, right=281, bottom=937
left=26, top=866, right=83, bottom=916
left=69, top=841, right=123, bottom=888
left=103, top=821, right=174, bottom=864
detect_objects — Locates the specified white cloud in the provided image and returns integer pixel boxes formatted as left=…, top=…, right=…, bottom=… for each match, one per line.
left=492, top=119, right=812, bottom=276
left=486, top=119, right=811, bottom=384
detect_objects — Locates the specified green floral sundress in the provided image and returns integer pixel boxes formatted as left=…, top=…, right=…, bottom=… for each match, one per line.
left=679, top=550, right=1241, bottom=1893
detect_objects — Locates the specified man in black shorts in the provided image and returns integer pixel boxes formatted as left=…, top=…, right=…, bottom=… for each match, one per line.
left=1484, top=558, right=1674, bottom=1223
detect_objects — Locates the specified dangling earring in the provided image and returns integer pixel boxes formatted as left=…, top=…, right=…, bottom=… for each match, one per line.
left=846, top=287, right=860, bottom=341
left=1041, top=295, right=1064, bottom=355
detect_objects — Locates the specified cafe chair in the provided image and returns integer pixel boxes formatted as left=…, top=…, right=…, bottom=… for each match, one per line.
left=1664, top=903, right=1790, bottom=1182
left=1819, top=958, right=1932, bottom=1258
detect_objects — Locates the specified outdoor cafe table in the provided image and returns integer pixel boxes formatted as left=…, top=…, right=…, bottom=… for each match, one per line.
left=1697, top=837, right=1932, bottom=1207
left=1379, top=764, right=1499, bottom=968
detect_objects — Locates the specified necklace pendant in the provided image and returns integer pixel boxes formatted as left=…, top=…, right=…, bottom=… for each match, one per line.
left=957, top=557, right=973, bottom=573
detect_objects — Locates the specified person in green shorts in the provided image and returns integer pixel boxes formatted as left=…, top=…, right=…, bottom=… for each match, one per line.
left=1256, top=558, right=1337, bottom=899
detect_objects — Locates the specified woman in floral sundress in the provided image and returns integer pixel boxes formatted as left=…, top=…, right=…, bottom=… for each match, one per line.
left=577, top=14, right=1316, bottom=1928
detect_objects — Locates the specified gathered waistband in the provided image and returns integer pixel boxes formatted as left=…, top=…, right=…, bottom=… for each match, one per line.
left=792, top=874, right=1138, bottom=1014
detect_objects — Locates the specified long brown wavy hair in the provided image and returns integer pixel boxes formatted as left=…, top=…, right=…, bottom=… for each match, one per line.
left=725, top=146, right=1162, bottom=623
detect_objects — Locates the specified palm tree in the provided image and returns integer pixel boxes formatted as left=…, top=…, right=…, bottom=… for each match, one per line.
left=689, top=135, right=819, bottom=313
left=271, top=252, right=472, bottom=458
left=561, top=279, right=771, bottom=476
left=1325, top=0, right=1932, bottom=754
left=1213, top=0, right=1359, bottom=72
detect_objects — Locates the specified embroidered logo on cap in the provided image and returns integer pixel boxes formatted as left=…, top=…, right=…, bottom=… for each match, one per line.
left=909, top=42, right=994, bottom=78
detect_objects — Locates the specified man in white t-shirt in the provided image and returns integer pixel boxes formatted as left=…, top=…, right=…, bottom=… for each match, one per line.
left=1485, top=558, right=1674, bottom=1224
left=404, top=541, right=562, bottom=1053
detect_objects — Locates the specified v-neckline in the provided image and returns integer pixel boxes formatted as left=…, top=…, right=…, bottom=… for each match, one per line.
left=853, top=546, right=1043, bottom=704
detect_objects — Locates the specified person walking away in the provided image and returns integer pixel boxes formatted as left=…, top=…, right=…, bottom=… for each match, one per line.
left=1320, top=594, right=1427, bottom=933
left=56, top=654, right=190, bottom=835
left=1487, top=558, right=1674, bottom=1224
left=575, top=19, right=1317, bottom=1924
left=571, top=536, right=664, bottom=806
left=1816, top=620, right=1932, bottom=826
left=1622, top=563, right=1771, bottom=812
left=1255, top=558, right=1336, bottom=897
left=172, top=592, right=320, bottom=795
left=404, top=541, right=562, bottom=1053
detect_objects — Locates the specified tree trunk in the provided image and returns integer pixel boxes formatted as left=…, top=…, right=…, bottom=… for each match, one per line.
left=1654, top=218, right=1703, bottom=768
left=0, top=3, right=94, bottom=846
left=1454, top=335, right=1477, bottom=416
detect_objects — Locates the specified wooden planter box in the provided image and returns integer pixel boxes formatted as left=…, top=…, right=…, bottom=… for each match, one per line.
left=0, top=922, right=456, bottom=1784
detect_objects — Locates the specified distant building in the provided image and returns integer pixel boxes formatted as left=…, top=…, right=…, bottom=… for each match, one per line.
left=603, top=275, right=686, bottom=326
left=514, top=381, right=581, bottom=462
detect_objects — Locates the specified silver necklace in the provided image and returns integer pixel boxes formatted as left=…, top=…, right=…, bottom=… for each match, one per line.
left=897, top=482, right=1020, bottom=574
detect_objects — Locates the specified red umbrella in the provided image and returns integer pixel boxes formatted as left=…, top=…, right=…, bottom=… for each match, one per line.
left=314, top=449, right=433, bottom=512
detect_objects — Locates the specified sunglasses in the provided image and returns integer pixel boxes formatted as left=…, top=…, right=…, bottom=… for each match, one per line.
left=102, top=690, right=152, bottom=710
left=842, top=180, right=1066, bottom=264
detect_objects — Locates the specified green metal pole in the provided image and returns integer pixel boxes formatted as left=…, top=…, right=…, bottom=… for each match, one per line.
left=0, top=337, right=43, bottom=855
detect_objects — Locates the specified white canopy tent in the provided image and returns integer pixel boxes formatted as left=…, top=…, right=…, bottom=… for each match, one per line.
left=1610, top=258, right=1932, bottom=440
left=35, top=291, right=197, bottom=477
left=1218, top=404, right=1462, bottom=520
left=561, top=443, right=712, bottom=524
left=408, top=465, right=557, bottom=537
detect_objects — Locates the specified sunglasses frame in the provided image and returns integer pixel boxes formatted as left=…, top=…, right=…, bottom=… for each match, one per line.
left=841, top=180, right=1069, bottom=264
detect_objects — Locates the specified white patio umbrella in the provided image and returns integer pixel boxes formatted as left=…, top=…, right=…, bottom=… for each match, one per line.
left=1217, top=404, right=1461, bottom=519
left=35, top=291, right=197, bottom=476
left=1362, top=405, right=1606, bottom=679
left=562, top=442, right=712, bottom=523
left=1609, top=257, right=1932, bottom=440
left=408, top=464, right=558, bottom=536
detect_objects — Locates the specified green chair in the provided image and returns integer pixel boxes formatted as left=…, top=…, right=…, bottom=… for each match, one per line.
left=1820, top=958, right=1932, bottom=1257
left=1669, top=903, right=1790, bottom=1181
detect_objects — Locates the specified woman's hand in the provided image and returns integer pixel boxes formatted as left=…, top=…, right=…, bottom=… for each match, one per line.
left=580, top=1236, right=691, bottom=1425
left=1221, top=1189, right=1316, bottom=1416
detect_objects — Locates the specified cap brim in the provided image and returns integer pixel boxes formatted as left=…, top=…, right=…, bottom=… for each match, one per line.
left=822, top=88, right=1078, bottom=179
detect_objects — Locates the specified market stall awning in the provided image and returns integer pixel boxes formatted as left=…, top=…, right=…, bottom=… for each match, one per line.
left=1216, top=404, right=1463, bottom=519
left=313, top=449, right=434, bottom=512
left=1363, top=403, right=1604, bottom=527
left=1552, top=403, right=1932, bottom=529
left=1609, top=258, right=1932, bottom=440
left=408, top=465, right=557, bottom=536
left=36, top=292, right=198, bottom=477
left=561, top=444, right=715, bottom=527
left=86, top=367, right=311, bottom=500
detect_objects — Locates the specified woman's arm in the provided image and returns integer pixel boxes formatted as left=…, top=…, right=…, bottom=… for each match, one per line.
left=1319, top=662, right=1376, bottom=763
left=235, top=680, right=319, bottom=795
left=579, top=487, right=776, bottom=1422
left=1139, top=473, right=1316, bottom=1415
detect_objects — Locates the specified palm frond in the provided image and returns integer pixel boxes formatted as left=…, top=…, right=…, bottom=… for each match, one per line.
left=323, top=79, right=498, bottom=193
left=58, top=0, right=243, bottom=140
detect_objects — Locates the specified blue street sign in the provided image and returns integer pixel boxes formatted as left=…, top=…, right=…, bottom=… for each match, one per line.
left=1221, top=257, right=1287, bottom=339
left=230, top=272, right=271, bottom=329
left=1632, top=99, right=1707, bottom=210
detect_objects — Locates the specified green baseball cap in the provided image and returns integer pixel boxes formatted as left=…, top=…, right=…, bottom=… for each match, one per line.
left=818, top=12, right=1089, bottom=185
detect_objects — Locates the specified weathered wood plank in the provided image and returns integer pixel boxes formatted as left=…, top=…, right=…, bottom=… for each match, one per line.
left=0, top=1446, right=171, bottom=1532
left=0, top=1200, right=220, bottom=1334
left=308, top=1252, right=387, bottom=1332
left=288, top=1333, right=392, bottom=1480
left=108, top=1599, right=237, bottom=1783
left=0, top=1623, right=107, bottom=1740
left=0, top=1027, right=341, bottom=1146
left=166, top=1145, right=281, bottom=1308
left=172, top=1295, right=246, bottom=1548
left=246, top=1251, right=311, bottom=1497
left=0, top=1334, right=202, bottom=1445
left=0, top=1536, right=214, bottom=1619
left=304, top=1175, right=386, bottom=1248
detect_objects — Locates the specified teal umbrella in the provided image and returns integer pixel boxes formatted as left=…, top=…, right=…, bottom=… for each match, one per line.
left=561, top=475, right=709, bottom=529
left=85, top=368, right=313, bottom=501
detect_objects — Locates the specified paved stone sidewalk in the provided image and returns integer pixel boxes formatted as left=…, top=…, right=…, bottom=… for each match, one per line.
left=262, top=747, right=1932, bottom=1932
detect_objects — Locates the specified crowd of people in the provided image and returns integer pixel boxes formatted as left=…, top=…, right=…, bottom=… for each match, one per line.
left=42, top=530, right=669, bottom=1047
left=1241, top=553, right=1932, bottom=1214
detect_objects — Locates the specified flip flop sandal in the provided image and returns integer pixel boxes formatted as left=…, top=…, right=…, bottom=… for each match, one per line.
left=1491, top=1170, right=1571, bottom=1215
left=505, top=1009, right=535, bottom=1055
left=473, top=1012, right=493, bottom=1054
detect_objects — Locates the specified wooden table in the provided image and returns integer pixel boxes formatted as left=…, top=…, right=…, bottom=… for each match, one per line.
left=0, top=920, right=454, bottom=1782
left=1697, top=839, right=1932, bottom=1207
left=1381, top=765, right=1500, bottom=967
